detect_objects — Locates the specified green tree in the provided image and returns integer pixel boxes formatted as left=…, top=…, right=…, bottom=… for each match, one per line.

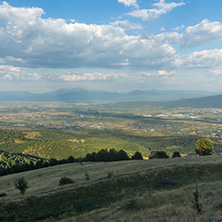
left=149, top=151, right=169, bottom=159
left=195, top=138, right=213, bottom=156
left=14, top=177, right=29, bottom=195
left=132, top=151, right=143, bottom=160
left=172, top=151, right=181, bottom=158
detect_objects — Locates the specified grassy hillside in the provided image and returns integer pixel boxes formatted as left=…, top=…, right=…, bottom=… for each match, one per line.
left=1, top=156, right=222, bottom=221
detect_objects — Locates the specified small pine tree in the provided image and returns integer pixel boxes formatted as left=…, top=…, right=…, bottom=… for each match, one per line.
left=193, top=183, right=202, bottom=215
left=14, top=177, right=29, bottom=195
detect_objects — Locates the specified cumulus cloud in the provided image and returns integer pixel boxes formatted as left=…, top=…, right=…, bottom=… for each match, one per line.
left=181, top=19, right=222, bottom=48
left=0, top=2, right=177, bottom=70
left=142, top=19, right=222, bottom=49
left=180, top=49, right=222, bottom=68
left=1, top=1, right=222, bottom=83
left=128, top=0, right=185, bottom=21
left=117, top=0, right=138, bottom=8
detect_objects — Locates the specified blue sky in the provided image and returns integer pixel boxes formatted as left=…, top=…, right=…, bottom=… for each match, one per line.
left=0, top=0, right=222, bottom=93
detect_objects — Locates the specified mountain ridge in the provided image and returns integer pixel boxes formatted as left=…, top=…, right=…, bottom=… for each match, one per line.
left=0, top=88, right=218, bottom=102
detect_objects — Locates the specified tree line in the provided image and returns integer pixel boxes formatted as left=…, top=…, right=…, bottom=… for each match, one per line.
left=0, top=137, right=214, bottom=177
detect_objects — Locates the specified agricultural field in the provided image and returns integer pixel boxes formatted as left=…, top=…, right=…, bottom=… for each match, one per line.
left=0, top=102, right=222, bottom=161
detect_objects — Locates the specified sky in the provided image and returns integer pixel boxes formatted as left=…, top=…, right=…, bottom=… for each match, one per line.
left=0, top=0, right=222, bottom=93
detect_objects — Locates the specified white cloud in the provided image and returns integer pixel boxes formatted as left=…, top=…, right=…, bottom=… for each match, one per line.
left=1, top=2, right=222, bottom=83
left=181, top=19, right=222, bottom=48
left=142, top=70, right=175, bottom=78
left=128, top=0, right=185, bottom=20
left=0, top=2, right=177, bottom=71
left=110, top=20, right=142, bottom=30
left=59, top=72, right=127, bottom=82
left=117, top=0, right=138, bottom=8
left=160, top=27, right=166, bottom=32
left=180, top=49, right=222, bottom=68
left=143, top=19, right=222, bottom=48
left=210, top=69, right=222, bottom=76
left=206, top=69, right=222, bottom=80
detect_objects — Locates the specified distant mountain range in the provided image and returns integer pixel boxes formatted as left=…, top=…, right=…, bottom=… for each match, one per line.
left=0, top=88, right=219, bottom=103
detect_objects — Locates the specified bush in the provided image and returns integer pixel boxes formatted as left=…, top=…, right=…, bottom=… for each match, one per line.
left=149, top=151, right=169, bottom=159
left=85, top=172, right=90, bottom=181
left=172, top=151, right=181, bottom=158
left=59, top=177, right=74, bottom=186
left=107, top=172, right=114, bottom=179
left=14, top=177, right=29, bottom=194
left=0, top=193, right=7, bottom=198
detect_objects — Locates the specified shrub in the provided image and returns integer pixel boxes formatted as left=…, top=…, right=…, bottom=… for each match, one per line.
left=0, top=193, right=7, bottom=198
left=14, top=177, right=29, bottom=194
left=85, top=172, right=90, bottom=181
left=172, top=151, right=181, bottom=158
left=107, top=172, right=114, bottom=179
left=193, top=183, right=202, bottom=215
left=149, top=151, right=169, bottom=159
left=59, top=177, right=74, bottom=186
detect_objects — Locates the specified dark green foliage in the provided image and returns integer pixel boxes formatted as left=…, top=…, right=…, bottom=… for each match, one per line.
left=68, top=156, right=75, bottom=163
left=107, top=172, right=114, bottom=179
left=59, top=177, right=75, bottom=186
left=0, top=193, right=7, bottom=198
left=0, top=150, right=45, bottom=170
left=132, top=151, right=143, bottom=160
left=193, top=183, right=202, bottom=215
left=125, top=198, right=138, bottom=211
left=195, top=138, right=214, bottom=156
left=84, top=148, right=130, bottom=162
left=14, top=177, right=29, bottom=195
left=172, top=151, right=181, bottom=158
left=149, top=151, right=169, bottom=159
left=49, top=158, right=58, bottom=166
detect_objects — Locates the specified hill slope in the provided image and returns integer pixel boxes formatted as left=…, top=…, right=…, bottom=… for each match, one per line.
left=165, top=93, right=222, bottom=108
left=1, top=156, right=222, bottom=221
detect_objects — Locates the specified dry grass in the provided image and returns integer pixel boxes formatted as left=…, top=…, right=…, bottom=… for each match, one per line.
left=64, top=181, right=222, bottom=222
